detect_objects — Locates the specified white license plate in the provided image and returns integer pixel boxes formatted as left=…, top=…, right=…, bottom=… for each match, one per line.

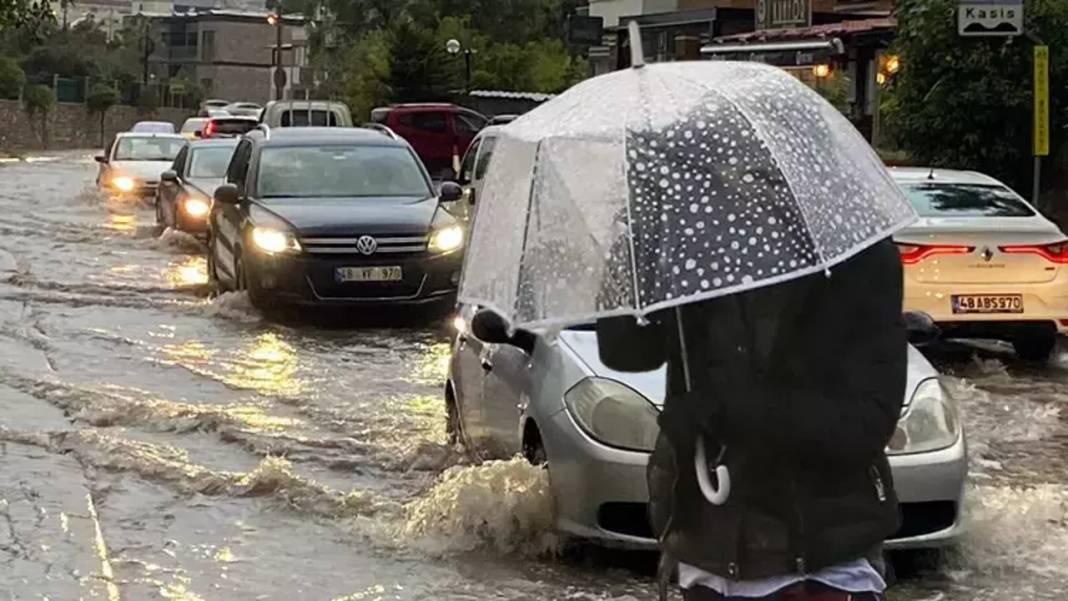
left=951, top=294, right=1023, bottom=314
left=336, top=266, right=403, bottom=283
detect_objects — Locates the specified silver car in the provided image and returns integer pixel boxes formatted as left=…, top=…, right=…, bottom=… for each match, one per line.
left=446, top=310, right=967, bottom=550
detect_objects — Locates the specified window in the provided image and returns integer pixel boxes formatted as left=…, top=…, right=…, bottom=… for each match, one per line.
left=171, top=146, right=189, bottom=174
left=281, top=110, right=340, bottom=127
left=473, top=136, right=498, bottom=180
left=113, top=137, right=186, bottom=161
left=201, top=30, right=215, bottom=61
left=226, top=141, right=252, bottom=189
left=459, top=138, right=481, bottom=183
left=256, top=146, right=431, bottom=199
left=901, top=183, right=1035, bottom=217
left=188, top=145, right=237, bottom=178
left=400, top=111, right=447, bottom=133
left=455, top=113, right=484, bottom=137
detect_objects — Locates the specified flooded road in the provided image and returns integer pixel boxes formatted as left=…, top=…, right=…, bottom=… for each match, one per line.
left=1, top=152, right=1067, bottom=600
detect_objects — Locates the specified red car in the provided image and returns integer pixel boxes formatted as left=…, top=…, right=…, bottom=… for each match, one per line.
left=370, top=103, right=487, bottom=177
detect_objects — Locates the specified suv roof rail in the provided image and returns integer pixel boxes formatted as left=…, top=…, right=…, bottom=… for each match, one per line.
left=253, top=123, right=271, bottom=139
left=360, top=123, right=400, bottom=140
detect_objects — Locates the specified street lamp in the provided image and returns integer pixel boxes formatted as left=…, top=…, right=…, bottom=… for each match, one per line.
left=268, top=10, right=284, bottom=100
left=445, top=38, right=475, bottom=94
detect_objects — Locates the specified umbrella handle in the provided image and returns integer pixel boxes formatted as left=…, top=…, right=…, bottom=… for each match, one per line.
left=694, top=435, right=731, bottom=506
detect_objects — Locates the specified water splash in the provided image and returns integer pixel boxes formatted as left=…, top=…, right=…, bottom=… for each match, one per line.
left=399, top=457, right=557, bottom=555
left=199, top=292, right=260, bottom=323
left=153, top=228, right=206, bottom=255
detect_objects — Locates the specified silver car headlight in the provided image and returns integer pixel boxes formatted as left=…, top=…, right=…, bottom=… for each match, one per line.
left=887, top=378, right=961, bottom=455
left=564, top=377, right=659, bottom=452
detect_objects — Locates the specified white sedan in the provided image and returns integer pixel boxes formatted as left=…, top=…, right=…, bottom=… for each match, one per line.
left=891, top=168, right=1068, bottom=360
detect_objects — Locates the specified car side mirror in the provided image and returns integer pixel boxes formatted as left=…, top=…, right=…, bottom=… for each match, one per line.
left=94, top=155, right=107, bottom=163
left=214, top=183, right=240, bottom=205
left=471, top=308, right=535, bottom=354
left=161, top=170, right=178, bottom=183
left=904, top=311, right=940, bottom=345
left=439, top=181, right=463, bottom=203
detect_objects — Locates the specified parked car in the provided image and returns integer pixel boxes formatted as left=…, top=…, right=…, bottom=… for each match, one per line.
left=95, top=133, right=187, bottom=198
left=198, top=99, right=230, bottom=116
left=445, top=310, right=967, bottom=552
left=207, top=127, right=465, bottom=310
left=259, top=100, right=353, bottom=128
left=130, top=120, right=176, bottom=134
left=156, top=138, right=238, bottom=237
left=370, top=103, right=487, bottom=177
left=179, top=117, right=208, bottom=140
left=223, top=102, right=263, bottom=118
left=202, top=115, right=258, bottom=139
left=456, top=125, right=501, bottom=216
left=891, top=168, right=1068, bottom=360
left=488, top=114, right=518, bottom=125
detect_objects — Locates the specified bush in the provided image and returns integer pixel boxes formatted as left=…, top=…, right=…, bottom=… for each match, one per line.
left=0, top=57, right=26, bottom=100
left=22, top=83, right=54, bottom=115
left=86, top=82, right=119, bottom=114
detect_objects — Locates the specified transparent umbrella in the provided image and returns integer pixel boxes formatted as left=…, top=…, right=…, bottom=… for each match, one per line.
left=459, top=57, right=916, bottom=331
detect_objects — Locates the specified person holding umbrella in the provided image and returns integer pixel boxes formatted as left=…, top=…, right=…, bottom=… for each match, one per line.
left=459, top=24, right=917, bottom=601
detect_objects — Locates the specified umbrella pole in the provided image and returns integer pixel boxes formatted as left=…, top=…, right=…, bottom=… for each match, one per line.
left=676, top=306, right=731, bottom=506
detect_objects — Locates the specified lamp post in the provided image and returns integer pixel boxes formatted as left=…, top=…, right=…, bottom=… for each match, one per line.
left=268, top=9, right=285, bottom=100
left=445, top=38, right=474, bottom=93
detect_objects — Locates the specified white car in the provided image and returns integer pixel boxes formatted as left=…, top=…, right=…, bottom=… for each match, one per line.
left=95, top=132, right=187, bottom=198
left=891, top=168, right=1068, bottom=360
left=446, top=312, right=966, bottom=551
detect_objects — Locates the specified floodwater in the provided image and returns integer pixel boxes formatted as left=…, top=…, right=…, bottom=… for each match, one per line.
left=0, top=152, right=1066, bottom=600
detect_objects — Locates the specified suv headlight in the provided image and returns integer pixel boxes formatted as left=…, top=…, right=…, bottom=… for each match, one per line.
left=564, top=377, right=659, bottom=452
left=887, top=378, right=961, bottom=455
left=251, top=226, right=301, bottom=254
left=181, top=193, right=211, bottom=218
left=428, top=225, right=464, bottom=253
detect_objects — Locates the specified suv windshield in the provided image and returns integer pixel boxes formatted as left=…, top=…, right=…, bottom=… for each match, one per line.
left=188, top=146, right=236, bottom=178
left=901, top=183, right=1035, bottom=217
left=114, top=137, right=185, bottom=161
left=257, top=145, right=430, bottom=198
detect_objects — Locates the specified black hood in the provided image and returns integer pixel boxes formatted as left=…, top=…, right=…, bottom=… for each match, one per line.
left=250, top=196, right=437, bottom=236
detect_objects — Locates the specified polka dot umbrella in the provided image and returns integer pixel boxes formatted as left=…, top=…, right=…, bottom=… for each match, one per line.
left=458, top=44, right=916, bottom=333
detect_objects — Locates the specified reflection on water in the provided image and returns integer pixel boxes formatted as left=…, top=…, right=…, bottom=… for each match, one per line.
left=106, top=212, right=137, bottom=233
left=412, top=341, right=451, bottom=385
left=164, top=256, right=208, bottom=288
left=228, top=332, right=303, bottom=396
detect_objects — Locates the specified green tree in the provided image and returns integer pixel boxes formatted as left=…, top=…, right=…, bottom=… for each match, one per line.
left=0, top=0, right=52, bottom=32
left=386, top=20, right=458, bottom=102
left=344, top=28, right=392, bottom=120
left=23, top=83, right=54, bottom=147
left=888, top=0, right=1068, bottom=195
left=0, top=56, right=25, bottom=99
left=86, top=82, right=118, bottom=146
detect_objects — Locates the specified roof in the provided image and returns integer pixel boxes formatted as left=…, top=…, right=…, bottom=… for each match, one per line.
left=209, top=115, right=258, bottom=122
left=888, top=167, right=1007, bottom=187
left=189, top=138, right=239, bottom=148
left=469, top=90, right=556, bottom=102
left=115, top=132, right=185, bottom=139
left=713, top=17, right=895, bottom=43
left=255, top=127, right=406, bottom=147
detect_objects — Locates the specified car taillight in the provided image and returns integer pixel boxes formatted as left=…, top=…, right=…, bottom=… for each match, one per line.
left=204, top=120, right=216, bottom=137
left=896, top=243, right=974, bottom=265
left=999, top=240, right=1068, bottom=263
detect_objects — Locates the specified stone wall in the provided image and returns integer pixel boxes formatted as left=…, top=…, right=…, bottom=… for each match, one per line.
left=0, top=100, right=193, bottom=153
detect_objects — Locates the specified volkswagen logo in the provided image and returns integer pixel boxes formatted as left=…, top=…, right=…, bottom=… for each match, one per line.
left=356, top=235, right=378, bottom=255
left=980, top=247, right=994, bottom=262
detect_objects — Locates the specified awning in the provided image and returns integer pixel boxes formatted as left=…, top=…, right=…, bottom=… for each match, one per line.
left=702, top=38, right=845, bottom=56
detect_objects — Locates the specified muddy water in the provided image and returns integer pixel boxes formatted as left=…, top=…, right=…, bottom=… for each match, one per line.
left=1, top=152, right=1066, bottom=600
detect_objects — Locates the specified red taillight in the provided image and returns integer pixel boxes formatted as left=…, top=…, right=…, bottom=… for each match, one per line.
left=999, top=241, right=1068, bottom=263
left=204, top=120, right=216, bottom=137
left=896, top=243, right=974, bottom=265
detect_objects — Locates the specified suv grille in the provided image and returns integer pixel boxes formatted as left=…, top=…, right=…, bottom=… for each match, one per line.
left=301, top=234, right=428, bottom=257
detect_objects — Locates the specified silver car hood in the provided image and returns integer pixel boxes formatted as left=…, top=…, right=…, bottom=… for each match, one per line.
left=557, top=330, right=936, bottom=407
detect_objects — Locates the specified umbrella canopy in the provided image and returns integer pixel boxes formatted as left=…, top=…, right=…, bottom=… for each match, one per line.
left=459, top=60, right=917, bottom=329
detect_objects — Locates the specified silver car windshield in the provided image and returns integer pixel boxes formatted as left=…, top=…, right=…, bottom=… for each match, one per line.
left=902, top=183, right=1035, bottom=218
left=188, top=146, right=236, bottom=178
left=114, top=137, right=185, bottom=161
left=256, top=146, right=431, bottom=199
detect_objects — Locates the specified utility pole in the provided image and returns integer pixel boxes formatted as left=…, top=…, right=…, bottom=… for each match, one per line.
left=268, top=8, right=285, bottom=100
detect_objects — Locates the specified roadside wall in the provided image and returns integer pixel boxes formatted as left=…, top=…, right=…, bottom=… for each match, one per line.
left=0, top=100, right=193, bottom=153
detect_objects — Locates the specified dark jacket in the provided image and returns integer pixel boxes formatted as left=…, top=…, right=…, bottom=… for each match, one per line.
left=596, top=239, right=905, bottom=580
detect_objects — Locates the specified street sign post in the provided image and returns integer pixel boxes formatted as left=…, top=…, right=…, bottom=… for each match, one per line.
left=958, top=0, right=1023, bottom=37
left=1033, top=45, right=1049, bottom=204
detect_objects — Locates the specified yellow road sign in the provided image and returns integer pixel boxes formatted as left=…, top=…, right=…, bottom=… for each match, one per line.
left=1034, top=45, right=1049, bottom=157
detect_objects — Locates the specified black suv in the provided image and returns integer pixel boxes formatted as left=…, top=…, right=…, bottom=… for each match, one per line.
left=208, top=126, right=465, bottom=309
